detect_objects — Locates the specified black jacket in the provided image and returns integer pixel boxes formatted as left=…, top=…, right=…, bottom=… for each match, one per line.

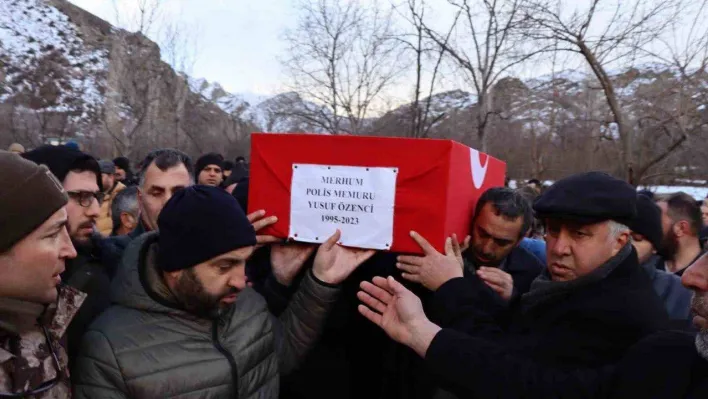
left=99, top=222, right=148, bottom=279
left=425, top=329, right=708, bottom=399
left=386, top=246, right=546, bottom=399
left=462, top=245, right=544, bottom=302
left=63, top=244, right=112, bottom=368
left=429, top=246, right=670, bottom=369
left=253, top=252, right=400, bottom=399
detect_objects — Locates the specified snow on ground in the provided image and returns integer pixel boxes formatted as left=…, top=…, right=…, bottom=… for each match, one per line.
left=639, top=185, right=708, bottom=200
left=512, top=180, right=707, bottom=199
left=0, top=0, right=108, bottom=122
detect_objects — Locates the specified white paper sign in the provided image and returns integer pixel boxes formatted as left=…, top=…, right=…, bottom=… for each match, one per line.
left=289, top=164, right=398, bottom=250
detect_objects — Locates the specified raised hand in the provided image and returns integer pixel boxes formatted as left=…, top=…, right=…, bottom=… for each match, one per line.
left=312, top=230, right=375, bottom=285
left=477, top=267, right=514, bottom=301
left=270, top=243, right=316, bottom=286
left=357, top=276, right=441, bottom=357
left=247, top=209, right=281, bottom=248
left=459, top=234, right=471, bottom=253
left=397, top=231, right=464, bottom=291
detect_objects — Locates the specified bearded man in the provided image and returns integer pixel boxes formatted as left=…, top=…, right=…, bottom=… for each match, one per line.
left=73, top=185, right=374, bottom=398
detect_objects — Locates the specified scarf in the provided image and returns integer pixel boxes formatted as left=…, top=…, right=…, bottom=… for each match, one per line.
left=697, top=331, right=708, bottom=362
left=521, top=243, right=632, bottom=312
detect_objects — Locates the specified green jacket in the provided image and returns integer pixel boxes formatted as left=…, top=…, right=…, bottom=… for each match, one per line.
left=73, top=232, right=340, bottom=399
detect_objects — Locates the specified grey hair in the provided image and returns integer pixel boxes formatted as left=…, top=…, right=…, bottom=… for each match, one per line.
left=111, top=186, right=139, bottom=235
left=608, top=220, right=631, bottom=241
left=138, top=149, right=195, bottom=188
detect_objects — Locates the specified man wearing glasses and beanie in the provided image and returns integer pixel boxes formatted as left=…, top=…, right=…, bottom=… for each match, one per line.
left=0, top=151, right=86, bottom=398
left=22, top=145, right=112, bottom=366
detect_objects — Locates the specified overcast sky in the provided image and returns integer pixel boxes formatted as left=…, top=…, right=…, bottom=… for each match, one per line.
left=69, top=0, right=298, bottom=97
left=67, top=0, right=702, bottom=103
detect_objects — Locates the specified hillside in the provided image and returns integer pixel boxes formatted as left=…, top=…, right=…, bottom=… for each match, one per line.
left=1, top=0, right=706, bottom=183
left=0, top=0, right=256, bottom=159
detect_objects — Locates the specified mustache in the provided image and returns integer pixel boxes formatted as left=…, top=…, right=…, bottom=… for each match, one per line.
left=78, top=221, right=95, bottom=229
left=221, top=287, right=239, bottom=298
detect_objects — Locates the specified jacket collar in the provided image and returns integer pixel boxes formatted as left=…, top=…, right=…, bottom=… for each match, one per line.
left=521, top=243, right=633, bottom=312
left=0, top=285, right=86, bottom=359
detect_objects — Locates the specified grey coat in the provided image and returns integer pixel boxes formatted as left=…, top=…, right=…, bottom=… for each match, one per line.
left=73, top=232, right=339, bottom=399
left=641, top=255, right=692, bottom=321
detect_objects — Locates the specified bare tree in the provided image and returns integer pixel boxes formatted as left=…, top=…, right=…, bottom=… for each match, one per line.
left=521, top=0, right=680, bottom=184
left=393, top=0, right=454, bottom=138
left=282, top=0, right=405, bottom=135
left=411, top=0, right=545, bottom=151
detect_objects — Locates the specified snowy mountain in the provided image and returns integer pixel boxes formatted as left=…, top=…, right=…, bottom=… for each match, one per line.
left=0, top=0, right=109, bottom=125
left=187, top=76, right=335, bottom=133
left=0, top=0, right=257, bottom=158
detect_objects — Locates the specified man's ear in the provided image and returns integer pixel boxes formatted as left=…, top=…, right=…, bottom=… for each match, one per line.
left=616, top=231, right=631, bottom=250
left=162, top=269, right=183, bottom=287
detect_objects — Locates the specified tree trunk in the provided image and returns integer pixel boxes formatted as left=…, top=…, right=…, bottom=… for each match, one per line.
left=577, top=40, right=634, bottom=183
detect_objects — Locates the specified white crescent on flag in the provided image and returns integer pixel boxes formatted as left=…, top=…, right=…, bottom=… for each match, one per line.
left=470, top=148, right=489, bottom=189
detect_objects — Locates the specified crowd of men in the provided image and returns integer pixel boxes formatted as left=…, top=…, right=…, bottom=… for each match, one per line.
left=1, top=140, right=707, bottom=398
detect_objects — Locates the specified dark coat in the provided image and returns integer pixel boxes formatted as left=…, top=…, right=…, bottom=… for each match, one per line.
left=99, top=222, right=147, bottom=279
left=641, top=255, right=693, bottom=322
left=462, top=245, right=545, bottom=302
left=274, top=246, right=544, bottom=399
left=63, top=243, right=112, bottom=368
left=254, top=252, right=400, bottom=399
left=424, top=329, right=708, bottom=399
left=429, top=246, right=670, bottom=369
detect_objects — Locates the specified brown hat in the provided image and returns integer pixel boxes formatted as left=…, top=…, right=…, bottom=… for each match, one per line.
left=0, top=151, right=69, bottom=252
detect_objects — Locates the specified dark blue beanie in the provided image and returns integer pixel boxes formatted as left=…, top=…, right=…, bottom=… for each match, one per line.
left=157, top=185, right=257, bottom=272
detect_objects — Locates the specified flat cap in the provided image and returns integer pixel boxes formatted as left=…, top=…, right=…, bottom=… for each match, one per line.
left=99, top=160, right=116, bottom=174
left=533, top=172, right=637, bottom=226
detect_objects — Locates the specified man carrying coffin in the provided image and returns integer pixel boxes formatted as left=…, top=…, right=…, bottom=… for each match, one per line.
left=73, top=186, right=374, bottom=398
left=384, top=172, right=669, bottom=371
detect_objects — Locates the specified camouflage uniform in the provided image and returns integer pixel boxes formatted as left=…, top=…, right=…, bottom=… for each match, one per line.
left=0, top=285, right=86, bottom=398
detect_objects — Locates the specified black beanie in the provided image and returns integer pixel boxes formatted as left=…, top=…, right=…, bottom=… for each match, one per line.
left=113, top=156, right=131, bottom=172
left=627, top=194, right=663, bottom=251
left=22, top=145, right=103, bottom=191
left=157, top=185, right=257, bottom=272
left=232, top=177, right=249, bottom=212
left=195, top=153, right=224, bottom=178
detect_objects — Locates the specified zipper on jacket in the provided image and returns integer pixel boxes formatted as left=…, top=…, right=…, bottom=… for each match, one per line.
left=212, top=319, right=240, bottom=398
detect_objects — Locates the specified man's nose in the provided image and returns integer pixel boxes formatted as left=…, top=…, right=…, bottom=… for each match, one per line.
left=682, top=253, right=708, bottom=291
left=550, top=231, right=571, bottom=257
left=87, top=198, right=101, bottom=217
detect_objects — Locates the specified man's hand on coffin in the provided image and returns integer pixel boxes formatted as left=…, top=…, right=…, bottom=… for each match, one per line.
left=247, top=209, right=281, bottom=248
left=397, top=231, right=464, bottom=292
left=313, top=230, right=375, bottom=285
left=270, top=243, right=316, bottom=286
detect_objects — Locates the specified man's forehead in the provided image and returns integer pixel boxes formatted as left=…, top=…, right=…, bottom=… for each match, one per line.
left=144, top=163, right=190, bottom=185
left=546, top=219, right=607, bottom=230
left=208, top=246, right=255, bottom=263
left=476, top=204, right=523, bottom=238
left=63, top=170, right=99, bottom=191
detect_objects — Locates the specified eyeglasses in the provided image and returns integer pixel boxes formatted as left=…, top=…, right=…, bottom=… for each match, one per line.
left=67, top=190, right=105, bottom=207
left=0, top=325, right=62, bottom=398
